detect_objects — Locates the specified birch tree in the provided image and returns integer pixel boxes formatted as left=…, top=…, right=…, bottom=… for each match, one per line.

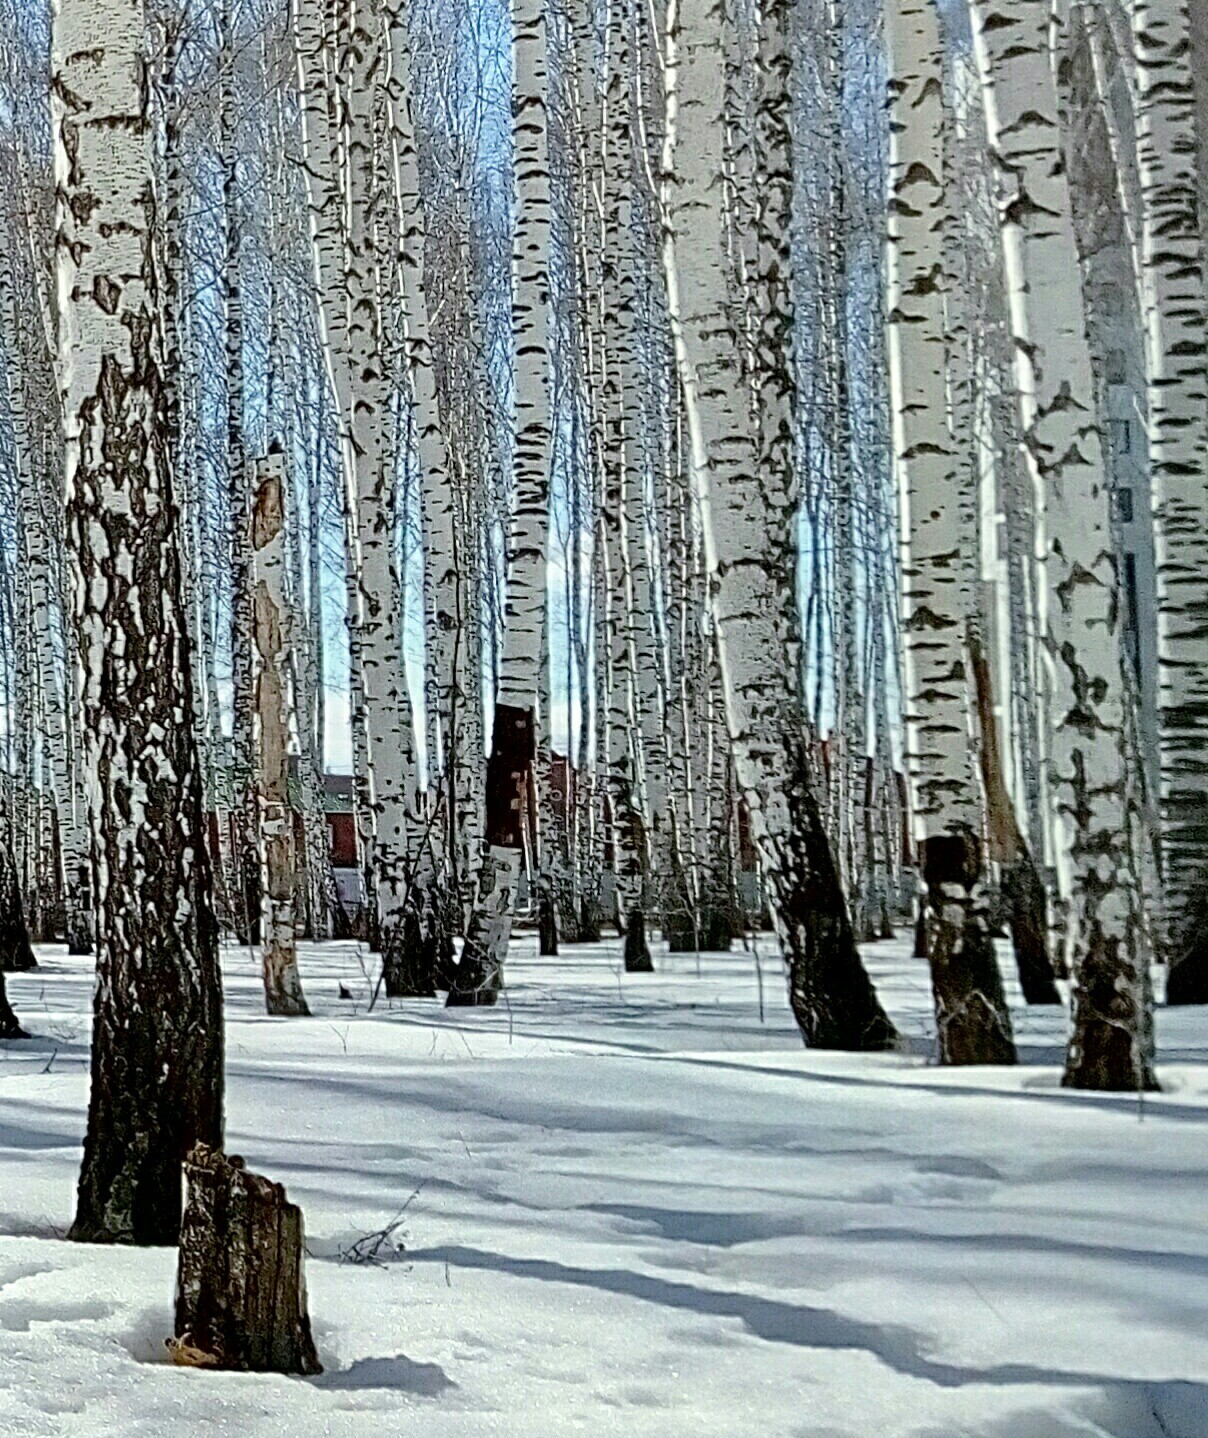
left=448, top=0, right=552, bottom=1006
left=54, top=0, right=224, bottom=1243
left=970, top=0, right=1157, bottom=1090
left=664, top=0, right=896, bottom=1050
left=296, top=0, right=426, bottom=991
left=223, top=0, right=259, bottom=947
left=887, top=0, right=1015, bottom=1064
left=1130, top=0, right=1208, bottom=1005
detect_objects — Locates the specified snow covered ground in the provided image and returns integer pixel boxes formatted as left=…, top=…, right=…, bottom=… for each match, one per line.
left=1, top=934, right=1206, bottom=1437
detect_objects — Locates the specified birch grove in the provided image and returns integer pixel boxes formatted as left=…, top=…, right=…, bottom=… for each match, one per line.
left=6, top=0, right=1208, bottom=1149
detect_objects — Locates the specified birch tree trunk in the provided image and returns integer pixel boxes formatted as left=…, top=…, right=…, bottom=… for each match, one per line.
left=600, top=0, right=653, bottom=973
left=387, top=9, right=461, bottom=980
left=1129, top=0, right=1208, bottom=1004
left=223, top=1, right=259, bottom=948
left=54, top=0, right=224, bottom=1243
left=663, top=0, right=896, bottom=1050
left=295, top=0, right=422, bottom=985
left=449, top=0, right=551, bottom=1006
left=252, top=454, right=310, bottom=1017
left=970, top=0, right=1157, bottom=1090
left=345, top=2, right=425, bottom=991
left=887, top=0, right=1015, bottom=1064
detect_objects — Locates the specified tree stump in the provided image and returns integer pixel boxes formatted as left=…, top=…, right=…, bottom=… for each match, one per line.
left=171, top=1145, right=321, bottom=1375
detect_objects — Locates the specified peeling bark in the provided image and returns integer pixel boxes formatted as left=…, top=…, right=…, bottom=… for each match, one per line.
left=252, top=455, right=309, bottom=1017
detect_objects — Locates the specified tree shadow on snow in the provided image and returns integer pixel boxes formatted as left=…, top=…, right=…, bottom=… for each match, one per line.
left=911, top=1381, right=1208, bottom=1438
left=408, top=1244, right=1208, bottom=1410
left=313, top=1353, right=456, bottom=1397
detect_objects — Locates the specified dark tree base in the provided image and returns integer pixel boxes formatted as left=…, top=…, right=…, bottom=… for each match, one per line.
left=1002, top=855, right=1060, bottom=1005
left=0, top=971, right=26, bottom=1039
left=930, top=916, right=1018, bottom=1066
left=0, top=839, right=36, bottom=972
left=445, top=847, right=513, bottom=1008
left=171, top=1145, right=321, bottom=1375
left=445, top=988, right=500, bottom=1008
left=664, top=890, right=734, bottom=954
left=665, top=911, right=695, bottom=953
left=699, top=905, right=734, bottom=953
left=381, top=908, right=440, bottom=1000
left=1064, top=1043, right=1160, bottom=1092
left=913, top=906, right=929, bottom=960
left=1166, top=894, right=1208, bottom=1005
left=923, top=836, right=1016, bottom=1067
left=576, top=898, right=603, bottom=945
left=1065, top=931, right=1159, bottom=1091
left=788, top=979, right=898, bottom=1052
left=538, top=886, right=559, bottom=957
left=232, top=864, right=262, bottom=950
left=623, top=907, right=653, bottom=973
left=776, top=738, right=898, bottom=1053
left=1166, top=957, right=1208, bottom=1006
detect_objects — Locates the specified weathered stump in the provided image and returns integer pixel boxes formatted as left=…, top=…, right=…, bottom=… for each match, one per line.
left=171, top=1145, right=321, bottom=1375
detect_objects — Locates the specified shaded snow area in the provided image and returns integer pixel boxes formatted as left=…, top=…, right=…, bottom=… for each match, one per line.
left=1, top=937, right=1207, bottom=1437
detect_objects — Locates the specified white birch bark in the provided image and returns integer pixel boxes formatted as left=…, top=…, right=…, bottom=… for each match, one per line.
left=970, top=0, right=1157, bottom=1089
left=386, top=11, right=468, bottom=965
left=1084, top=4, right=1145, bottom=308
left=450, top=0, right=551, bottom=1004
left=222, top=0, right=259, bottom=947
left=662, top=0, right=895, bottom=1049
left=887, top=0, right=1015, bottom=1064
left=600, top=0, right=653, bottom=969
left=0, top=226, right=90, bottom=954
left=503, top=0, right=553, bottom=717
left=296, top=0, right=421, bottom=977
left=1129, top=0, right=1208, bottom=1002
left=53, top=0, right=223, bottom=1242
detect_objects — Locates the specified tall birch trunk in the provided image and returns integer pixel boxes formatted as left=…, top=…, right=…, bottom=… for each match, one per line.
left=1129, top=0, right=1208, bottom=1004
left=887, top=0, right=1015, bottom=1064
left=295, top=0, right=422, bottom=981
left=54, top=0, right=224, bottom=1243
left=970, top=0, right=1157, bottom=1090
left=387, top=9, right=461, bottom=979
left=223, top=0, right=259, bottom=947
left=449, top=0, right=551, bottom=1006
left=663, top=0, right=896, bottom=1050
